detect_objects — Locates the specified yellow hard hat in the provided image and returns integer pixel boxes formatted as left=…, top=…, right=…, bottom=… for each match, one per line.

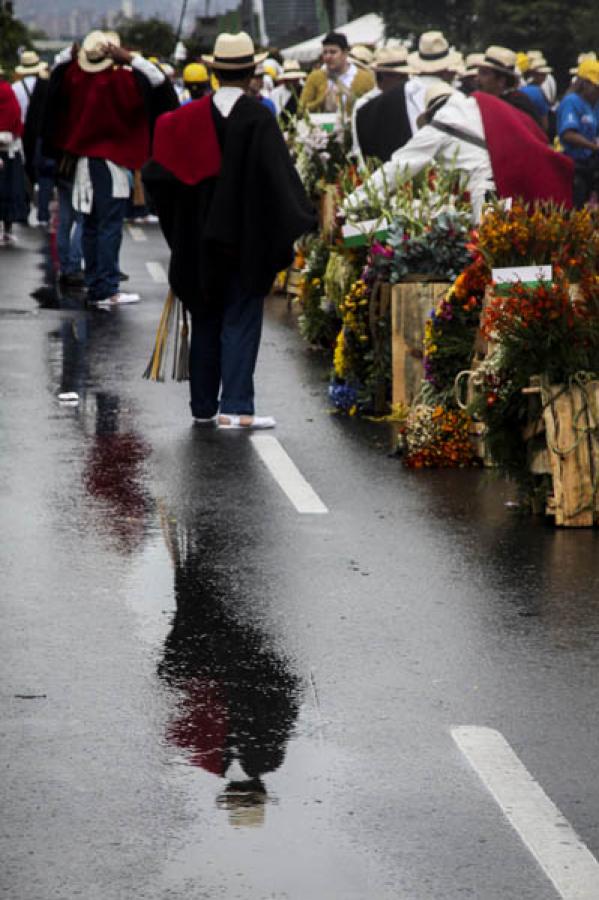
left=516, top=52, right=529, bottom=73
left=263, top=62, right=277, bottom=80
left=183, top=62, right=209, bottom=83
left=578, top=58, right=599, bottom=85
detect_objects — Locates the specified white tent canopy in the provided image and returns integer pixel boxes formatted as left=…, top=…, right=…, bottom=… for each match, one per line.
left=281, top=13, right=385, bottom=62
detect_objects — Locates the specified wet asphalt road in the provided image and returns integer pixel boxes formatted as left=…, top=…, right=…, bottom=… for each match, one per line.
left=1, top=221, right=599, bottom=900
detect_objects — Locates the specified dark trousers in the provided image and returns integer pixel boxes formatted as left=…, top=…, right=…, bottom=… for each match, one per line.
left=82, top=158, right=127, bottom=302
left=189, top=275, right=265, bottom=418
left=573, top=159, right=599, bottom=209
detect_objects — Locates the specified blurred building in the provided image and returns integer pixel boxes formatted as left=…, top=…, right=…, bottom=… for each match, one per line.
left=262, top=0, right=320, bottom=47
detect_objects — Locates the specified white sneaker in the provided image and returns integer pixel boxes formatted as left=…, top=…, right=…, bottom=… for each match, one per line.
left=95, top=292, right=141, bottom=307
left=217, top=414, right=276, bottom=430
left=142, top=214, right=159, bottom=224
left=192, top=415, right=217, bottom=426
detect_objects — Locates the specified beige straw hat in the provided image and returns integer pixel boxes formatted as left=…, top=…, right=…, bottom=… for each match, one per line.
left=373, top=46, right=414, bottom=75
left=464, top=52, right=485, bottom=76
left=479, top=46, right=518, bottom=80
left=408, top=32, right=461, bottom=74
left=78, top=31, right=116, bottom=74
left=15, top=50, right=44, bottom=76
left=349, top=44, right=374, bottom=68
left=202, top=32, right=267, bottom=71
left=277, top=59, right=307, bottom=81
left=424, top=82, right=455, bottom=111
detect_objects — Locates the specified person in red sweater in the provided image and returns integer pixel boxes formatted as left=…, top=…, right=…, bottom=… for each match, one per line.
left=44, top=31, right=177, bottom=306
left=0, top=70, right=25, bottom=243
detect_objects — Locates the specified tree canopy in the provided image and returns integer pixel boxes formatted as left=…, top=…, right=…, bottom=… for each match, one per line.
left=0, top=7, right=34, bottom=72
left=350, top=0, right=599, bottom=85
left=113, top=15, right=177, bottom=59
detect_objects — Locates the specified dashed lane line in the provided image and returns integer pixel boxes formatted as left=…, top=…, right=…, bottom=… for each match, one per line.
left=128, top=225, right=147, bottom=242
left=146, top=261, right=168, bottom=283
left=250, top=435, right=328, bottom=515
left=452, top=726, right=599, bottom=900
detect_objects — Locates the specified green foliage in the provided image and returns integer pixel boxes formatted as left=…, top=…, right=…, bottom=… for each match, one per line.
left=115, top=15, right=176, bottom=59
left=297, top=235, right=341, bottom=349
left=388, top=212, right=471, bottom=283
left=349, top=0, right=599, bottom=83
left=0, top=9, right=33, bottom=71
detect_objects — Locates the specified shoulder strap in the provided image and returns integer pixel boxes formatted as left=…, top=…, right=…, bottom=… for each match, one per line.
left=429, top=118, right=488, bottom=150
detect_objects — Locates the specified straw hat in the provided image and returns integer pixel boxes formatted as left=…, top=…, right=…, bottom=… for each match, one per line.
left=373, top=46, right=414, bottom=75
left=570, top=51, right=597, bottom=76
left=15, top=50, right=44, bottom=76
left=78, top=31, right=116, bottom=74
left=408, top=31, right=461, bottom=74
left=479, top=46, right=517, bottom=81
left=424, top=82, right=455, bottom=112
left=277, top=59, right=307, bottom=81
left=528, top=55, right=552, bottom=75
left=350, top=44, right=374, bottom=67
left=464, top=52, right=485, bottom=76
left=202, top=32, right=267, bottom=71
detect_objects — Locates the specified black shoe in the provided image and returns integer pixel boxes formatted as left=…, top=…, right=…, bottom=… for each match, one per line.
left=59, top=271, right=85, bottom=287
left=119, top=271, right=129, bottom=282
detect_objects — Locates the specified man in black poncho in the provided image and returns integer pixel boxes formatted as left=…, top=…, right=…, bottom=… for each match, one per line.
left=354, top=49, right=413, bottom=166
left=143, top=32, right=316, bottom=430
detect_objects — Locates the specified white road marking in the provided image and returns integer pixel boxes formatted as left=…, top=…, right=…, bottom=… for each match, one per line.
left=146, top=261, right=168, bottom=283
left=452, top=726, right=599, bottom=900
left=251, top=435, right=328, bottom=514
left=128, top=225, right=147, bottom=242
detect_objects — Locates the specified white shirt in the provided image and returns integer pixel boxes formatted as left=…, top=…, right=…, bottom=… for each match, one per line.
left=404, top=75, right=445, bottom=134
left=72, top=55, right=166, bottom=213
left=323, top=62, right=358, bottom=110
left=212, top=86, right=244, bottom=118
left=12, top=75, right=38, bottom=123
left=345, top=91, right=495, bottom=223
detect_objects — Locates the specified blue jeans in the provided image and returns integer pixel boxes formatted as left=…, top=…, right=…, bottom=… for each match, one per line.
left=189, top=275, right=265, bottom=418
left=57, top=181, right=83, bottom=275
left=82, top=158, right=127, bottom=302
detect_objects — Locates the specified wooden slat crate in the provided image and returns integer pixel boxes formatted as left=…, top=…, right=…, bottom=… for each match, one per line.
left=391, top=281, right=449, bottom=407
left=541, top=380, right=599, bottom=527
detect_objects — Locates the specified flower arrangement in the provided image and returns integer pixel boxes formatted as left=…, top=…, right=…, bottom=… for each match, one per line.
left=423, top=256, right=491, bottom=401
left=294, top=115, right=352, bottom=197
left=475, top=203, right=599, bottom=279
left=330, top=241, right=394, bottom=413
left=296, top=234, right=339, bottom=348
left=469, top=277, right=599, bottom=496
left=388, top=210, right=472, bottom=283
left=398, top=404, right=476, bottom=468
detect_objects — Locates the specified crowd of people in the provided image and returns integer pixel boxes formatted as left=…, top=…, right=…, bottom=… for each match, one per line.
left=0, top=26, right=597, bottom=427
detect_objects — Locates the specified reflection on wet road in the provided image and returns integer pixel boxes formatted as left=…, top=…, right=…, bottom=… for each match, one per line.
left=158, top=508, right=301, bottom=826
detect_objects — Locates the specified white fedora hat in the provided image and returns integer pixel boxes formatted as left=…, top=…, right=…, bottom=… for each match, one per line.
left=464, top=52, right=485, bottom=76
left=349, top=44, right=374, bottom=68
left=78, top=31, right=115, bottom=74
left=15, top=50, right=44, bottom=76
left=373, top=46, right=414, bottom=75
left=408, top=31, right=461, bottom=74
left=277, top=59, right=307, bottom=81
left=202, top=32, right=267, bottom=71
left=424, top=82, right=455, bottom=112
left=479, top=46, right=518, bottom=81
